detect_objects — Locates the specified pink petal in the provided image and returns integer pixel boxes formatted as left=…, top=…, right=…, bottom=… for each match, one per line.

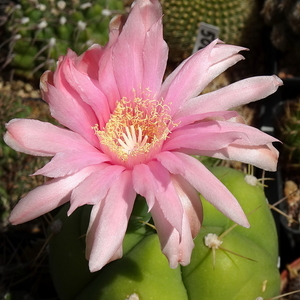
left=96, top=46, right=119, bottom=113
left=132, top=163, right=158, bottom=210
left=213, top=120, right=279, bottom=145
left=4, top=119, right=95, bottom=156
left=173, top=110, right=239, bottom=130
left=85, top=170, right=136, bottom=272
left=164, top=120, right=279, bottom=169
left=52, top=49, right=78, bottom=90
left=112, top=19, right=145, bottom=99
left=75, top=44, right=103, bottom=80
left=112, top=0, right=163, bottom=99
left=9, top=165, right=99, bottom=225
left=34, top=150, right=110, bottom=178
left=40, top=52, right=99, bottom=147
left=155, top=150, right=188, bottom=174
left=133, top=161, right=184, bottom=234
left=147, top=161, right=184, bottom=235
left=159, top=40, right=246, bottom=116
left=42, top=83, right=99, bottom=147
left=176, top=75, right=283, bottom=118
left=179, top=212, right=196, bottom=266
left=95, top=17, right=123, bottom=112
left=142, top=19, right=168, bottom=94
left=62, top=57, right=111, bottom=128
left=156, top=151, right=250, bottom=227
left=149, top=202, right=178, bottom=267
left=200, top=144, right=279, bottom=172
left=171, top=174, right=203, bottom=238
left=131, top=0, right=162, bottom=24
left=150, top=200, right=194, bottom=268
left=69, top=164, right=125, bottom=215
left=163, top=122, right=247, bottom=152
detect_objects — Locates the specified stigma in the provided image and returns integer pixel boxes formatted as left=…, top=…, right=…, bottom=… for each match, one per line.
left=118, top=125, right=148, bottom=155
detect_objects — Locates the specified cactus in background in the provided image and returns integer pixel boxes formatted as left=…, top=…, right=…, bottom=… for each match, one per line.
left=261, top=0, right=300, bottom=76
left=278, top=100, right=300, bottom=167
left=0, top=0, right=124, bottom=80
left=277, top=100, right=300, bottom=231
left=160, top=0, right=262, bottom=64
left=49, top=167, right=280, bottom=300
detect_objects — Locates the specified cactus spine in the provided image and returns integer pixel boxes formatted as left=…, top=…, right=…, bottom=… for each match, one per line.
left=160, top=0, right=260, bottom=63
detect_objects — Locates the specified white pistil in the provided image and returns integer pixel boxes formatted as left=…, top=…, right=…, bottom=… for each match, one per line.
left=118, top=125, right=148, bottom=154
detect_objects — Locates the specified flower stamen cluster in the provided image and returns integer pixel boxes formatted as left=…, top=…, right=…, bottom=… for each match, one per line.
left=94, top=94, right=172, bottom=166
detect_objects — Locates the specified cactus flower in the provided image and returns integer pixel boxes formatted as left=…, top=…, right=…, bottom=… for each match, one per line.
left=4, top=0, right=281, bottom=272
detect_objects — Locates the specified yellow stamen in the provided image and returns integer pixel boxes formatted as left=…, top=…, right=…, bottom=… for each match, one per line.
left=93, top=94, right=174, bottom=164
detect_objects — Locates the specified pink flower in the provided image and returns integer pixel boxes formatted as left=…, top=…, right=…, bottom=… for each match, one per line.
left=4, top=0, right=282, bottom=272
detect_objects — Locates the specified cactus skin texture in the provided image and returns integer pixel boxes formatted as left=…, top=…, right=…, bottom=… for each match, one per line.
left=1, top=0, right=124, bottom=80
left=160, top=0, right=260, bottom=63
left=49, top=167, right=280, bottom=300
left=182, top=167, right=280, bottom=300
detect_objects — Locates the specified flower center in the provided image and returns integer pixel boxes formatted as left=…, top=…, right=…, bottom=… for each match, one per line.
left=93, top=94, right=173, bottom=166
left=117, top=125, right=149, bottom=155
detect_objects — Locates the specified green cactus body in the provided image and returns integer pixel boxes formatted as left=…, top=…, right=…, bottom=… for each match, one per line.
left=86, top=4, right=104, bottom=19
left=182, top=167, right=280, bottom=300
left=49, top=167, right=280, bottom=300
left=57, top=24, right=73, bottom=41
left=183, top=227, right=279, bottom=299
left=1, top=0, right=124, bottom=79
left=161, top=0, right=259, bottom=63
left=13, top=40, right=38, bottom=56
left=202, top=167, right=279, bottom=262
left=76, top=233, right=189, bottom=300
